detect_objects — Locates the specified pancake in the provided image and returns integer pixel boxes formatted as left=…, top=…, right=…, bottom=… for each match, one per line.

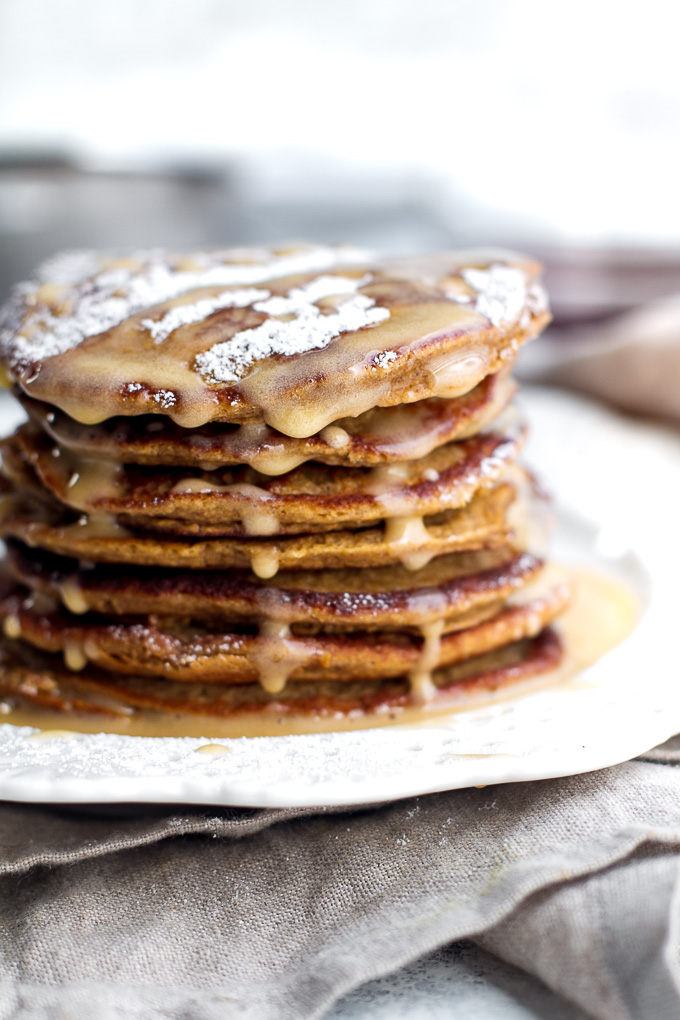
left=5, top=541, right=543, bottom=630
left=0, top=242, right=568, bottom=733
left=0, top=245, right=549, bottom=436
left=0, top=479, right=516, bottom=575
left=0, top=568, right=570, bottom=685
left=4, top=412, right=525, bottom=534
left=0, top=628, right=563, bottom=719
left=19, top=370, right=517, bottom=474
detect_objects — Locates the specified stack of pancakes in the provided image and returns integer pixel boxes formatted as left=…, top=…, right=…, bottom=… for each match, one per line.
left=0, top=244, right=570, bottom=734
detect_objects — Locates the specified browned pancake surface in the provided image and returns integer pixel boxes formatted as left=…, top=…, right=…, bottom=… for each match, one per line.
left=0, top=571, right=570, bottom=684
left=6, top=540, right=543, bottom=628
left=0, top=479, right=516, bottom=572
left=4, top=416, right=524, bottom=533
left=0, top=629, right=563, bottom=719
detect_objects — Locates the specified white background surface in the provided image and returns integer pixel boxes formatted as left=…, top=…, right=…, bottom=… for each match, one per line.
left=2, top=1, right=680, bottom=248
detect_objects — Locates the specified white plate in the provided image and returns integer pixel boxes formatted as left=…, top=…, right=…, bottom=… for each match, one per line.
left=0, top=387, right=678, bottom=808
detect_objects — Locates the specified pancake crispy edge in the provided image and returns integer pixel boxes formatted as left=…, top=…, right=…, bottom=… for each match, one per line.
left=6, top=540, right=544, bottom=629
left=0, top=478, right=516, bottom=572
left=0, top=570, right=571, bottom=684
left=5, top=415, right=525, bottom=531
left=0, top=629, right=564, bottom=720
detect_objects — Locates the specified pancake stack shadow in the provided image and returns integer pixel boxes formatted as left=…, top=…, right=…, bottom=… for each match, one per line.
left=0, top=245, right=571, bottom=733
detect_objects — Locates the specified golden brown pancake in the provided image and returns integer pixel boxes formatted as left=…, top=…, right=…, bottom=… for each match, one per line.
left=0, top=245, right=549, bottom=436
left=5, top=540, right=543, bottom=629
left=0, top=569, right=569, bottom=684
left=0, top=478, right=516, bottom=573
left=0, top=628, right=563, bottom=719
left=4, top=414, right=525, bottom=534
left=0, top=243, right=565, bottom=732
left=19, top=370, right=516, bottom=473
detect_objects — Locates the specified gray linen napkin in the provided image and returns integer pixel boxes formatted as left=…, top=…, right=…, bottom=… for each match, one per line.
left=2, top=738, right=680, bottom=1020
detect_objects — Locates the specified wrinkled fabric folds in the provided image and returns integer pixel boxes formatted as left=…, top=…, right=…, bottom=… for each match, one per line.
left=2, top=738, right=680, bottom=1020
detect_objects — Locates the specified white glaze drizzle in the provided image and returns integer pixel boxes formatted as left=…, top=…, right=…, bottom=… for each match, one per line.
left=3, top=613, right=21, bottom=640
left=250, top=547, right=281, bottom=580
left=168, top=480, right=279, bottom=536
left=248, top=621, right=318, bottom=695
left=63, top=638, right=87, bottom=672
left=320, top=425, right=351, bottom=449
left=384, top=515, right=436, bottom=571
left=409, top=619, right=445, bottom=703
left=58, top=579, right=89, bottom=615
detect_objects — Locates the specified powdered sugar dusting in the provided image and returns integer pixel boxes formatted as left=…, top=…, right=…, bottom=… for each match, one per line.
left=462, top=265, right=533, bottom=328
left=152, top=389, right=177, bottom=409
left=252, top=275, right=369, bottom=317
left=0, top=244, right=372, bottom=371
left=35, top=250, right=101, bottom=287
left=526, top=282, right=549, bottom=316
left=9, top=299, right=130, bottom=367
left=370, top=350, right=399, bottom=370
left=141, top=288, right=270, bottom=344
left=195, top=275, right=390, bottom=384
left=0, top=721, right=524, bottom=801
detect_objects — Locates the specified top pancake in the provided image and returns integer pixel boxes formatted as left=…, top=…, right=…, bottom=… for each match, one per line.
left=0, top=244, right=549, bottom=437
